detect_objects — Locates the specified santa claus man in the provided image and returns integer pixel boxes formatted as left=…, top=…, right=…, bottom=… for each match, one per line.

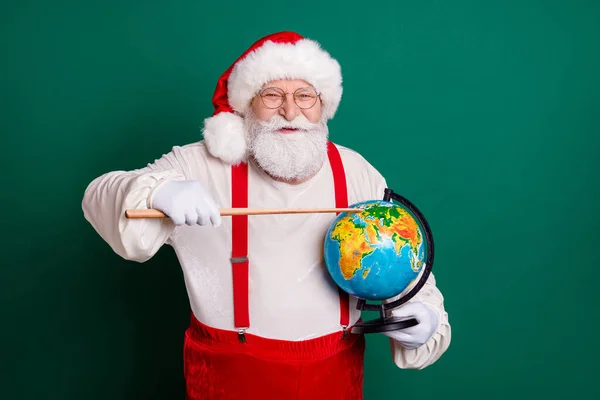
left=82, top=31, right=451, bottom=400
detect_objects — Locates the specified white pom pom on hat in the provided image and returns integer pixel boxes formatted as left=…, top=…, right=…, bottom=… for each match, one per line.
left=202, top=31, right=343, bottom=165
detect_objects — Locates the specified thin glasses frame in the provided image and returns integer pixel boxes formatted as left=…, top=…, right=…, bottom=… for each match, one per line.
left=258, top=86, right=321, bottom=109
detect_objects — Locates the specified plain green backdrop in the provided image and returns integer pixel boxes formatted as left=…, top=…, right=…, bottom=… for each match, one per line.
left=2, top=1, right=599, bottom=399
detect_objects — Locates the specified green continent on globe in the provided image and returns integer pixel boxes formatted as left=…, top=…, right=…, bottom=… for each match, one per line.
left=329, top=204, right=423, bottom=280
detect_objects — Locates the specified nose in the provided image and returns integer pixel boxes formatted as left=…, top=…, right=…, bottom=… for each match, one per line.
left=279, top=94, right=300, bottom=121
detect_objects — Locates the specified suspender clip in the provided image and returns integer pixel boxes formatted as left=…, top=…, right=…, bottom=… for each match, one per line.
left=237, top=328, right=247, bottom=343
left=341, top=325, right=348, bottom=340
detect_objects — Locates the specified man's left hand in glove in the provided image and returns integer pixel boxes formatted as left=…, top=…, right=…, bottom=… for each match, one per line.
left=382, top=302, right=440, bottom=349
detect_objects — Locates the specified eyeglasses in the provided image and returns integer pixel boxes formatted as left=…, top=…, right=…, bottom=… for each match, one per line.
left=258, top=87, right=321, bottom=109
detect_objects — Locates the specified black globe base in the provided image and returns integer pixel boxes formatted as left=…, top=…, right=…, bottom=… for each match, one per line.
left=351, top=317, right=418, bottom=334
left=351, top=297, right=420, bottom=335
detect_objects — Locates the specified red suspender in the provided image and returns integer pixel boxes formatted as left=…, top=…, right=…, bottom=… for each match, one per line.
left=231, top=162, right=250, bottom=341
left=326, top=141, right=351, bottom=332
left=230, top=141, right=350, bottom=342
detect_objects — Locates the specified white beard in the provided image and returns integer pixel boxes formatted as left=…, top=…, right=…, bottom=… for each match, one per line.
left=244, top=110, right=329, bottom=182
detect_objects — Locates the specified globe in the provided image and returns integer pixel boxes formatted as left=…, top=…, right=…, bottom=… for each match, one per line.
left=324, top=200, right=427, bottom=301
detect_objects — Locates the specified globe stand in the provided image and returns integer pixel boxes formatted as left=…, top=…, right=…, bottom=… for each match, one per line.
left=351, top=299, right=420, bottom=334
left=349, top=188, right=435, bottom=335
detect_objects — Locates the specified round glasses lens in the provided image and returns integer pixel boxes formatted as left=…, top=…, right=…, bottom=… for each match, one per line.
left=294, top=88, right=318, bottom=109
left=260, top=88, right=284, bottom=108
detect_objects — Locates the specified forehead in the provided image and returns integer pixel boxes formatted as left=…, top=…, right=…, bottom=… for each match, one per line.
left=262, top=79, right=314, bottom=89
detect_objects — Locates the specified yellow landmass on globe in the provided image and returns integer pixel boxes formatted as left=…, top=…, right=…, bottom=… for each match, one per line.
left=330, top=218, right=375, bottom=279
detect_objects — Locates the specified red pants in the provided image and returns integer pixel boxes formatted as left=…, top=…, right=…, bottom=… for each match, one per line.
left=183, top=314, right=366, bottom=400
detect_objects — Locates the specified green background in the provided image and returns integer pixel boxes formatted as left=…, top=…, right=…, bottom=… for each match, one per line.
left=2, top=0, right=599, bottom=398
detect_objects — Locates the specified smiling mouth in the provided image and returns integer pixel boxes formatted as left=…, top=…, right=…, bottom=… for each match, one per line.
left=278, top=127, right=299, bottom=133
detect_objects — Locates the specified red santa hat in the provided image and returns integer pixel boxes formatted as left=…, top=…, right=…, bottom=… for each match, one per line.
left=202, top=31, right=343, bottom=165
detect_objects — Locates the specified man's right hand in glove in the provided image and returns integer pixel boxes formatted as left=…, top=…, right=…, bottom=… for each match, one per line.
left=150, top=180, right=222, bottom=227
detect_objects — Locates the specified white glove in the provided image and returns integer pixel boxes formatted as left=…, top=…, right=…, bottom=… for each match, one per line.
left=382, top=302, right=439, bottom=349
left=150, top=180, right=222, bottom=227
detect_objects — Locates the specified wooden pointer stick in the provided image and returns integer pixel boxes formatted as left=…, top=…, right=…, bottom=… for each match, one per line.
left=125, top=208, right=363, bottom=219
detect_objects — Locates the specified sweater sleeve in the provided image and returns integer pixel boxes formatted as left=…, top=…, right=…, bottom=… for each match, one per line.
left=387, top=273, right=452, bottom=369
left=81, top=146, right=190, bottom=262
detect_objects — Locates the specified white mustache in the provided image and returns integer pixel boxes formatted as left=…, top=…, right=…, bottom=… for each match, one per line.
left=253, top=114, right=323, bottom=132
